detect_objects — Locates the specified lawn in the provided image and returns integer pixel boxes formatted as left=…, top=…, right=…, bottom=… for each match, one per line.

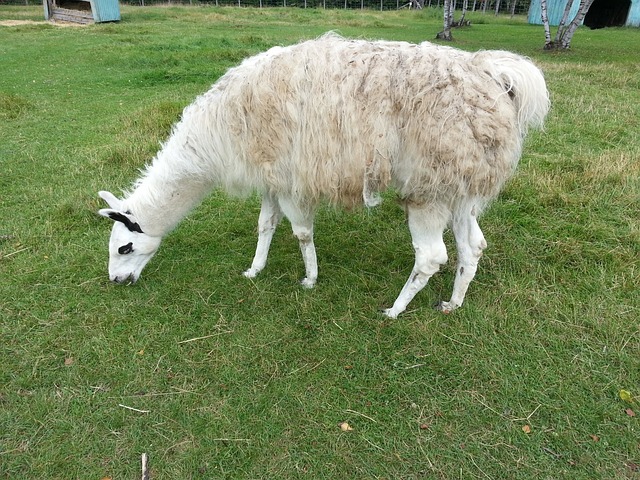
left=1, top=5, right=639, bottom=479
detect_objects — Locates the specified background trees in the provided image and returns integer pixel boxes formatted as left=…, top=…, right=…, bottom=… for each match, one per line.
left=541, top=0, right=596, bottom=49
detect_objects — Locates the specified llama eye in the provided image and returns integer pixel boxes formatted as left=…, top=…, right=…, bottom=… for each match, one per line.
left=118, top=242, right=134, bottom=255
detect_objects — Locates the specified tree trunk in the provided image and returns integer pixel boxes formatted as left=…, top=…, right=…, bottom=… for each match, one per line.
left=558, top=0, right=595, bottom=48
left=455, top=0, right=468, bottom=25
left=461, top=0, right=468, bottom=21
left=494, top=0, right=501, bottom=15
left=553, top=0, right=575, bottom=44
left=510, top=0, right=517, bottom=17
left=543, top=0, right=595, bottom=50
left=541, top=0, right=553, bottom=48
left=436, top=0, right=454, bottom=40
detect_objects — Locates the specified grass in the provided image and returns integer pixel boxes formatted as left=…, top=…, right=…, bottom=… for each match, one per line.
left=1, top=5, right=639, bottom=479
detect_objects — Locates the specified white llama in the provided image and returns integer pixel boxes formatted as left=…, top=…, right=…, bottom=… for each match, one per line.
left=99, top=33, right=549, bottom=318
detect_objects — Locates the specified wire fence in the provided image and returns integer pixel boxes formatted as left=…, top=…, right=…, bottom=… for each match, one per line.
left=122, top=0, right=532, bottom=13
left=3, top=0, right=531, bottom=14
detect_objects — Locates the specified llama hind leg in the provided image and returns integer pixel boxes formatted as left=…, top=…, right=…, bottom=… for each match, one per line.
left=278, top=197, right=318, bottom=289
left=383, top=203, right=449, bottom=319
left=437, top=203, right=487, bottom=313
left=244, top=194, right=283, bottom=279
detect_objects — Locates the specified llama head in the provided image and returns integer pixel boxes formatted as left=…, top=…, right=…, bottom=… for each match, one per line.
left=98, top=191, right=162, bottom=284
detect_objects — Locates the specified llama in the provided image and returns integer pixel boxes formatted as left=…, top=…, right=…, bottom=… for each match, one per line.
left=99, top=33, right=549, bottom=318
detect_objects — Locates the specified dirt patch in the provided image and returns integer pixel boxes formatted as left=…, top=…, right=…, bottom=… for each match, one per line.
left=0, top=19, right=87, bottom=27
left=0, top=20, right=40, bottom=26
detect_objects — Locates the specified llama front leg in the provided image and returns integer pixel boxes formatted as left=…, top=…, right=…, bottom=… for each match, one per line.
left=243, top=194, right=283, bottom=279
left=278, top=197, right=318, bottom=288
left=437, top=204, right=487, bottom=313
left=383, top=203, right=449, bottom=319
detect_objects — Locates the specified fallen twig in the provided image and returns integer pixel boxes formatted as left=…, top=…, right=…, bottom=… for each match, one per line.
left=118, top=403, right=150, bottom=414
left=345, top=409, right=377, bottom=423
left=210, top=438, right=251, bottom=442
left=177, top=331, right=233, bottom=344
left=542, top=446, right=562, bottom=459
left=439, top=332, right=474, bottom=348
left=141, top=453, right=149, bottom=480
left=2, top=247, right=29, bottom=259
left=513, top=403, right=542, bottom=422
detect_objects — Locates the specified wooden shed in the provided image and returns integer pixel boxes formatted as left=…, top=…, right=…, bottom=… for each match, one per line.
left=44, top=0, right=120, bottom=24
left=528, top=0, right=640, bottom=28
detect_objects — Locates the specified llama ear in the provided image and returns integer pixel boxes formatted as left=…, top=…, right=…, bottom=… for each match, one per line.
left=98, top=209, right=144, bottom=234
left=99, top=191, right=124, bottom=210
left=98, top=208, right=118, bottom=220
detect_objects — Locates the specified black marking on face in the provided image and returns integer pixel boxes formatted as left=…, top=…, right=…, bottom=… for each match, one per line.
left=118, top=242, right=134, bottom=255
left=108, top=212, right=144, bottom=234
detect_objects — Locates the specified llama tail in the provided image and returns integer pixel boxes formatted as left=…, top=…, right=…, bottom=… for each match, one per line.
left=473, top=50, right=550, bottom=135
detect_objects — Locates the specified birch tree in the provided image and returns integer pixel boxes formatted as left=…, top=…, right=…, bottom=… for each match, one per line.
left=436, top=0, right=454, bottom=40
left=540, top=0, right=596, bottom=50
left=457, top=0, right=469, bottom=25
left=541, top=0, right=552, bottom=46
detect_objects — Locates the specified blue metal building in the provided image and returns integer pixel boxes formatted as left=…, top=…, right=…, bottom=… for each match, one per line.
left=528, top=0, right=640, bottom=28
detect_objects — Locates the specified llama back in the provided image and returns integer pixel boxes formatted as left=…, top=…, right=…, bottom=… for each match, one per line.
left=393, top=42, right=549, bottom=204
left=179, top=34, right=548, bottom=207
left=210, top=34, right=406, bottom=207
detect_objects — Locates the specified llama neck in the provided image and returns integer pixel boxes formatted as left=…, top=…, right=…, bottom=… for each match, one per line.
left=125, top=146, right=215, bottom=238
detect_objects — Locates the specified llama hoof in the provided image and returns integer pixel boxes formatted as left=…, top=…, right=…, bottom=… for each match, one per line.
left=300, top=277, right=316, bottom=289
left=435, top=301, right=458, bottom=314
left=381, top=307, right=399, bottom=319
left=243, top=268, right=259, bottom=279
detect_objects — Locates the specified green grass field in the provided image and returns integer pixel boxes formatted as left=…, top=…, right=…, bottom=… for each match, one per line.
left=1, top=5, right=639, bottom=479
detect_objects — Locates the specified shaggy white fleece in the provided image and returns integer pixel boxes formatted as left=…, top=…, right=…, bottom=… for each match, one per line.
left=99, top=33, right=549, bottom=317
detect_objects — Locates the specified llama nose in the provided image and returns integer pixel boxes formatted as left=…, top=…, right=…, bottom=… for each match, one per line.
left=111, top=274, right=135, bottom=285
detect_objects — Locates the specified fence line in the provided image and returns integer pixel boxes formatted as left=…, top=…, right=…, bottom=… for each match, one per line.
left=116, top=0, right=531, bottom=14
left=2, top=0, right=530, bottom=11
left=3, top=0, right=530, bottom=13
